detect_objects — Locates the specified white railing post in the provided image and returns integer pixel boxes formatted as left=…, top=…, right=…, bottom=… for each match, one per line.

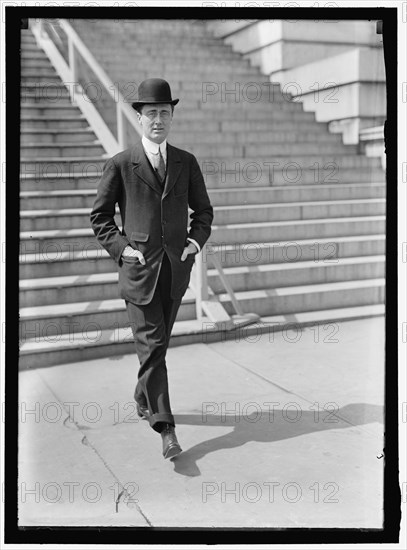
left=195, top=246, right=208, bottom=320
left=117, top=102, right=126, bottom=150
left=67, top=34, right=77, bottom=102
left=38, top=19, right=45, bottom=38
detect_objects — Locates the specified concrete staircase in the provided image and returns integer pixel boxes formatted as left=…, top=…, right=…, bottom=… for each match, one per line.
left=205, top=20, right=386, bottom=147
left=19, top=22, right=385, bottom=369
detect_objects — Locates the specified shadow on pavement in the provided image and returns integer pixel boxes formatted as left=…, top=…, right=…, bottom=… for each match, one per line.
left=171, top=403, right=383, bottom=477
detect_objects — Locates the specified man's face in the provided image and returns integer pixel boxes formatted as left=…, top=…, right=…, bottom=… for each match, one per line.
left=137, top=103, right=173, bottom=144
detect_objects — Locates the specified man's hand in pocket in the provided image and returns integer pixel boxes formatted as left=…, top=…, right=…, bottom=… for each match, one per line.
left=122, top=246, right=146, bottom=265
left=181, top=242, right=198, bottom=262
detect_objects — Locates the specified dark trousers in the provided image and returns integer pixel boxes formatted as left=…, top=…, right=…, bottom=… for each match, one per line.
left=125, top=253, right=182, bottom=433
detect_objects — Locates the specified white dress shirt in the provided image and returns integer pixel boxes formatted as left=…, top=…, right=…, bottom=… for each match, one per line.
left=141, top=136, right=200, bottom=253
left=142, top=135, right=167, bottom=168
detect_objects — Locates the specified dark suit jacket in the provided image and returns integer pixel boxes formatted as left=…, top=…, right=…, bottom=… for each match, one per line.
left=90, top=141, right=214, bottom=305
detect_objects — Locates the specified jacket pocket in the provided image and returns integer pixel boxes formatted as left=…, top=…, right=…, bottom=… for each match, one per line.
left=130, top=231, right=149, bottom=242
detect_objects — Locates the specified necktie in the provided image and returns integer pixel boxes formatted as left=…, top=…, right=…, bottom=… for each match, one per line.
left=154, top=149, right=166, bottom=182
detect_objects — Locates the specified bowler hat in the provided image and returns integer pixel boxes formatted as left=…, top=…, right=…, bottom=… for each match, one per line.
left=132, top=78, right=179, bottom=110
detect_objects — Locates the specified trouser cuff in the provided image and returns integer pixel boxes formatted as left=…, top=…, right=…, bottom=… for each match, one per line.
left=149, top=412, right=175, bottom=432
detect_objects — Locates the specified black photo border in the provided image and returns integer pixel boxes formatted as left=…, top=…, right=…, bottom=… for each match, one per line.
left=4, top=3, right=400, bottom=546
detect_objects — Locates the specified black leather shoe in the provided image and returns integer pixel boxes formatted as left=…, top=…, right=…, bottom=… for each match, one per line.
left=161, top=424, right=182, bottom=459
left=136, top=402, right=150, bottom=420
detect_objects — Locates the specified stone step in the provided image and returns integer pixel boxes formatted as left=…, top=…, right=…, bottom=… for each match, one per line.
left=21, top=89, right=71, bottom=103
left=20, top=172, right=101, bottom=191
left=207, top=256, right=385, bottom=295
left=175, top=109, right=319, bottom=122
left=19, top=289, right=196, bottom=338
left=20, top=104, right=85, bottom=117
left=20, top=142, right=105, bottom=158
left=20, top=157, right=106, bottom=177
left=108, top=57, right=254, bottom=73
left=188, top=142, right=356, bottom=157
left=82, top=19, right=209, bottom=32
left=81, top=36, right=237, bottom=51
left=147, top=78, right=273, bottom=98
left=18, top=304, right=385, bottom=369
left=21, top=65, right=260, bottom=83
left=80, top=30, right=220, bottom=44
left=175, top=80, right=283, bottom=94
left=20, top=90, right=302, bottom=113
left=19, top=216, right=385, bottom=254
left=20, top=51, right=48, bottom=60
left=20, top=44, right=39, bottom=52
left=175, top=98, right=307, bottom=113
left=211, top=216, right=385, bottom=244
left=19, top=102, right=311, bottom=121
left=96, top=40, right=239, bottom=56
left=198, top=157, right=383, bottom=187
left=21, top=30, right=37, bottom=38
left=170, top=129, right=345, bottom=145
left=102, top=56, right=251, bottom=75
left=220, top=116, right=325, bottom=129
left=21, top=73, right=62, bottom=84
left=20, top=129, right=96, bottom=144
left=21, top=45, right=242, bottom=64
left=171, top=97, right=304, bottom=111
left=19, top=154, right=381, bottom=181
left=111, top=79, right=285, bottom=103
left=21, top=82, right=68, bottom=94
left=19, top=255, right=385, bottom=308
left=208, top=184, right=386, bottom=205
left=21, top=66, right=59, bottom=77
left=20, top=116, right=89, bottom=130
left=19, top=199, right=386, bottom=232
left=87, top=24, right=212, bottom=37
left=20, top=35, right=37, bottom=44
left=21, top=94, right=72, bottom=106
left=197, top=154, right=381, bottom=169
left=23, top=141, right=353, bottom=159
left=19, top=163, right=384, bottom=188
left=19, top=111, right=322, bottom=134
left=206, top=235, right=386, bottom=268
left=100, top=49, right=246, bottom=65
left=19, top=278, right=385, bottom=343
left=18, top=117, right=326, bottom=135
left=19, top=235, right=386, bottom=280
left=171, top=119, right=326, bottom=133
left=202, top=167, right=385, bottom=187
left=19, top=183, right=386, bottom=210
left=86, top=18, right=208, bottom=28
left=21, top=57, right=54, bottom=68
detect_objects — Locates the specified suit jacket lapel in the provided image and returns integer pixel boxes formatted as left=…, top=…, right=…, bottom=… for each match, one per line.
left=131, top=141, right=163, bottom=196
left=163, top=143, right=182, bottom=198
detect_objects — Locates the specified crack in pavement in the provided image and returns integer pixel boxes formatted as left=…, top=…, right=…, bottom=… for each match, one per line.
left=36, top=371, right=152, bottom=526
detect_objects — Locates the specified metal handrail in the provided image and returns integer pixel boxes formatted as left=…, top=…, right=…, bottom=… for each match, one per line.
left=31, top=18, right=142, bottom=154
left=61, top=19, right=143, bottom=150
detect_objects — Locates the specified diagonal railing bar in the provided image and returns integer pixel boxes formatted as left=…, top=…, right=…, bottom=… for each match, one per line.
left=31, top=18, right=142, bottom=155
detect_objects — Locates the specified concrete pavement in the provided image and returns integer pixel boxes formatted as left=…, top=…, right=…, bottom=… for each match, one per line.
left=18, top=316, right=384, bottom=528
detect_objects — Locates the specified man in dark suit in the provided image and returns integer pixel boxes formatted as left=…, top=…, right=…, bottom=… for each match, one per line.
left=90, top=79, right=213, bottom=459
